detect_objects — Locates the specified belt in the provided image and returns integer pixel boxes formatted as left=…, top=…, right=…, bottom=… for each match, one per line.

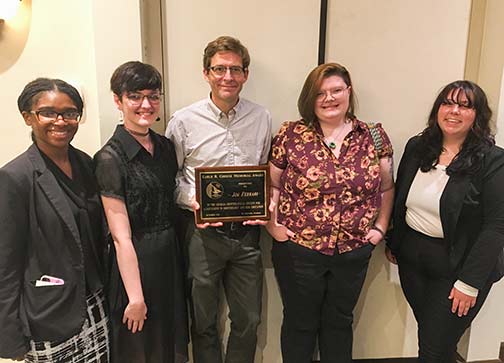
left=215, top=222, right=255, bottom=239
left=179, top=209, right=255, bottom=239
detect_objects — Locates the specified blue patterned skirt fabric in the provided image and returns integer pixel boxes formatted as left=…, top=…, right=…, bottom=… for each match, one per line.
left=25, top=290, right=109, bottom=363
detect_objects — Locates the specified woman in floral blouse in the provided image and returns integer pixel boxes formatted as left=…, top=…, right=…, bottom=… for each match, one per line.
left=266, top=63, right=395, bottom=363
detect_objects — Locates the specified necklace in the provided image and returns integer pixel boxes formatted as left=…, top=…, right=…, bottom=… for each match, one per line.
left=125, top=126, right=149, bottom=137
left=326, top=141, right=337, bottom=149
left=324, top=120, right=350, bottom=150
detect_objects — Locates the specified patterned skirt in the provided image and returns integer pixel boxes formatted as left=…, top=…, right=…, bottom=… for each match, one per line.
left=25, top=290, right=110, bottom=363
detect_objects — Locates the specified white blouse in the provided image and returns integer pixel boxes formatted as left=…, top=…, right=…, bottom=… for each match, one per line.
left=405, top=166, right=449, bottom=238
left=404, top=165, right=478, bottom=296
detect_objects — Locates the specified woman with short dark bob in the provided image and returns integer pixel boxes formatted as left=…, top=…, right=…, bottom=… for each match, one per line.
left=0, top=78, right=110, bottom=362
left=94, top=61, right=188, bottom=363
left=266, top=63, right=394, bottom=362
left=387, top=80, right=504, bottom=362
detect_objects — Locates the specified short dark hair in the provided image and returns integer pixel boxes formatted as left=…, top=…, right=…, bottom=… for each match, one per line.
left=418, top=80, right=494, bottom=176
left=298, top=63, right=356, bottom=126
left=110, top=61, right=162, bottom=96
left=203, top=36, right=250, bottom=70
left=17, top=78, right=84, bottom=114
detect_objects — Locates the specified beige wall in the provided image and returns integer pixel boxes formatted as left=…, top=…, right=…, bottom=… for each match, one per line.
left=0, top=0, right=141, bottom=361
left=91, top=0, right=143, bottom=143
left=163, top=0, right=319, bottom=124
left=0, top=0, right=143, bottom=167
left=163, top=3, right=319, bottom=361
left=477, top=0, right=504, bottom=144
left=1, top=0, right=100, bottom=164
left=326, top=0, right=471, bottom=358
left=464, top=1, right=504, bottom=361
left=160, top=0, right=498, bottom=361
left=1, top=0, right=504, bottom=361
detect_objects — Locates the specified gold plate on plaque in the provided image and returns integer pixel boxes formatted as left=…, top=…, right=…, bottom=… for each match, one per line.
left=195, top=165, right=270, bottom=224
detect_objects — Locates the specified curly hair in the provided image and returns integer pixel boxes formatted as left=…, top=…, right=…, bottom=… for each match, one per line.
left=417, top=80, right=494, bottom=176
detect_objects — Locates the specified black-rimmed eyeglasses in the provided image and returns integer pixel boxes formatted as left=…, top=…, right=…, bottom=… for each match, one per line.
left=125, top=93, right=163, bottom=106
left=31, top=110, right=82, bottom=123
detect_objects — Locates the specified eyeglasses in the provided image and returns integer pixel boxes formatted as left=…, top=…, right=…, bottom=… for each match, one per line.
left=125, top=93, right=163, bottom=106
left=31, top=109, right=81, bottom=123
left=441, top=100, right=474, bottom=111
left=316, top=87, right=349, bottom=102
left=208, top=66, right=246, bottom=77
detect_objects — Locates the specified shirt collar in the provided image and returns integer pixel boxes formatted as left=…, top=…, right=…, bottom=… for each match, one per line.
left=113, top=124, right=151, bottom=161
left=206, top=94, right=241, bottom=119
left=313, top=117, right=365, bottom=137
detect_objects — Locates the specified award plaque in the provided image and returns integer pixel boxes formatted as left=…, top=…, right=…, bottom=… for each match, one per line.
left=195, top=165, right=270, bottom=224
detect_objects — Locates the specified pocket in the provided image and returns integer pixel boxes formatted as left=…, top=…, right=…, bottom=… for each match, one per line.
left=341, top=244, right=374, bottom=262
left=25, top=280, right=69, bottom=316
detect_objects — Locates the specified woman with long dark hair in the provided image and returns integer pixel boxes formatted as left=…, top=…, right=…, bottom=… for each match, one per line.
left=387, top=80, right=504, bottom=362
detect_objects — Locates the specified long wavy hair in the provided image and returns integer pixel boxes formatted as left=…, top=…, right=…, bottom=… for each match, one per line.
left=417, top=80, right=494, bottom=176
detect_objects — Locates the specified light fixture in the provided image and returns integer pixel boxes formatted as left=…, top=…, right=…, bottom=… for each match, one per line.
left=0, top=0, right=22, bottom=21
left=0, top=0, right=31, bottom=73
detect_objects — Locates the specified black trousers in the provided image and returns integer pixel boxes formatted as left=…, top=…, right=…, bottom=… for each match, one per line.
left=397, top=227, right=493, bottom=363
left=272, top=240, right=373, bottom=363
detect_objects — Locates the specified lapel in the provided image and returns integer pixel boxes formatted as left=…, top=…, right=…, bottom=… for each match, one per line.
left=27, top=144, right=81, bottom=245
left=396, top=152, right=421, bottom=214
left=440, top=174, right=472, bottom=245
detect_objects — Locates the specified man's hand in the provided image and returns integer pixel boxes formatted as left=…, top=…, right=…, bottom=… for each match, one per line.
left=192, top=199, right=223, bottom=229
left=242, top=219, right=268, bottom=226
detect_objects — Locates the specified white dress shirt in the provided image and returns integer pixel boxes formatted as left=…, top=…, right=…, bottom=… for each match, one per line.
left=166, top=96, right=272, bottom=210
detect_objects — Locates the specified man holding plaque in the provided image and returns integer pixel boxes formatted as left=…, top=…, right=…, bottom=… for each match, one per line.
left=166, top=36, right=272, bottom=363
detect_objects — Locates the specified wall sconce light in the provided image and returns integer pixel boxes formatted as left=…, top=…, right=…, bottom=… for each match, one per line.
left=0, top=0, right=22, bottom=22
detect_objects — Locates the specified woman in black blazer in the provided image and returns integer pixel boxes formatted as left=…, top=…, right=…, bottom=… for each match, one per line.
left=387, top=80, right=504, bottom=362
left=0, top=78, right=110, bottom=362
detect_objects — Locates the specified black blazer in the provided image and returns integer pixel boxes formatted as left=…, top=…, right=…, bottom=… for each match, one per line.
left=0, top=144, right=102, bottom=358
left=389, top=136, right=504, bottom=290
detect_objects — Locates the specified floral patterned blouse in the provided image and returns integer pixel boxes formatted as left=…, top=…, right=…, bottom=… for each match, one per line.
left=270, top=118, right=393, bottom=255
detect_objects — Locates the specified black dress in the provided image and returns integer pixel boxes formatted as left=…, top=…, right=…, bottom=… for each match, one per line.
left=94, top=125, right=188, bottom=363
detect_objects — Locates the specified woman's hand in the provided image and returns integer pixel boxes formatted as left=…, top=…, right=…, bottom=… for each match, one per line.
left=12, top=355, right=25, bottom=361
left=364, top=228, right=383, bottom=247
left=265, top=198, right=294, bottom=242
left=266, top=222, right=293, bottom=242
left=385, top=246, right=398, bottom=264
left=123, top=300, right=147, bottom=333
left=449, top=287, right=476, bottom=317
